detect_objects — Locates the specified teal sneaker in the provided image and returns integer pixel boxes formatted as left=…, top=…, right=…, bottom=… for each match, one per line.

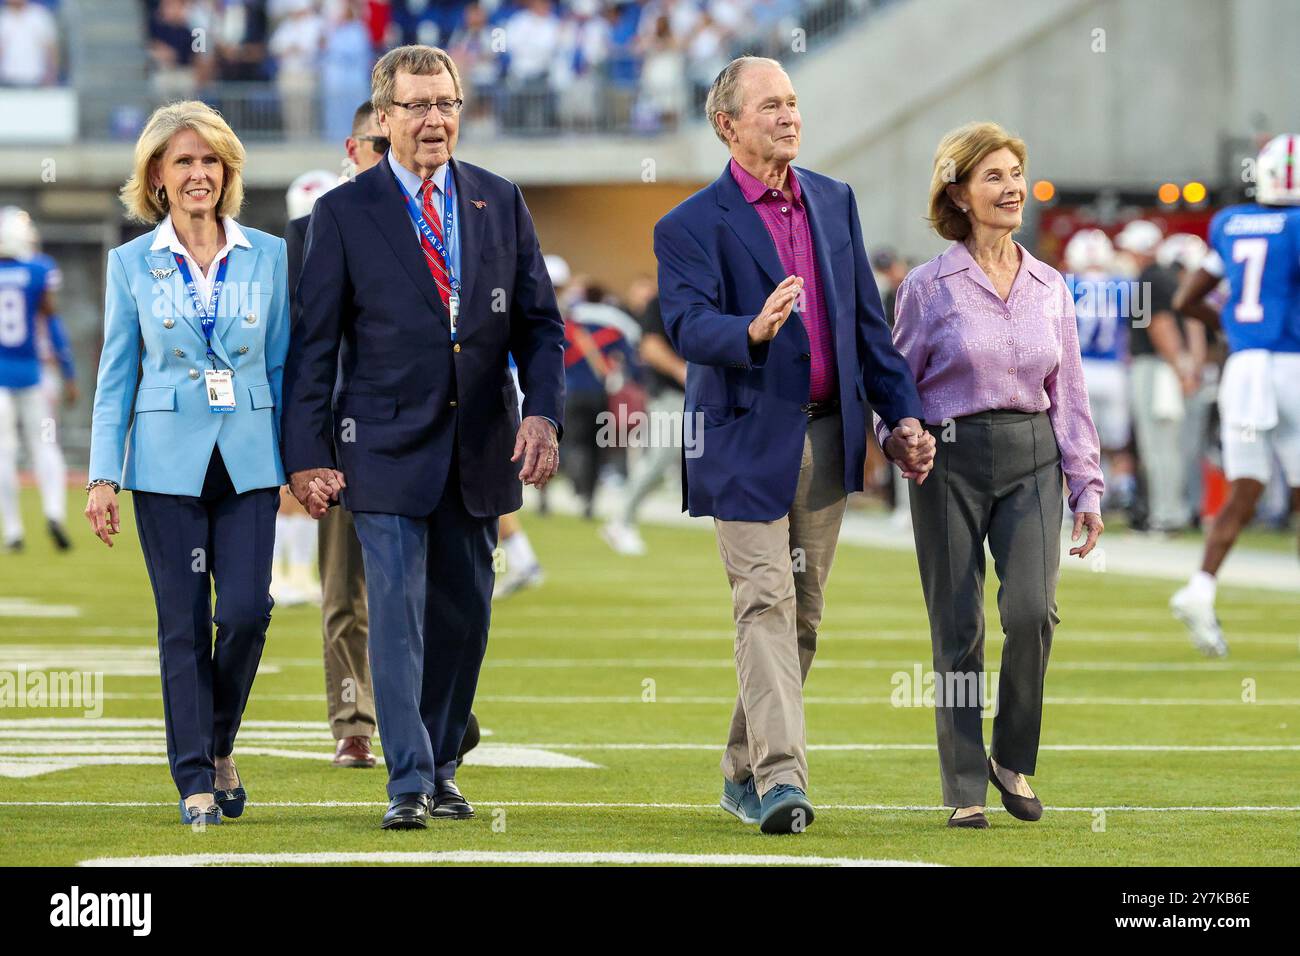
left=720, top=776, right=761, bottom=824
left=759, top=783, right=814, bottom=835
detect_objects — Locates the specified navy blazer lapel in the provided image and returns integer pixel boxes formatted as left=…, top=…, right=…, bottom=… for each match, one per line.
left=796, top=170, right=841, bottom=342
left=450, top=157, right=482, bottom=327
left=364, top=156, right=451, bottom=333
left=714, top=166, right=787, bottom=288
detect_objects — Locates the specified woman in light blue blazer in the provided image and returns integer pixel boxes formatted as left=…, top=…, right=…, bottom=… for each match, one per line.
left=85, top=101, right=290, bottom=826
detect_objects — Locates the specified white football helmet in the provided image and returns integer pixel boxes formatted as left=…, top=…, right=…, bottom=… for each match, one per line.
left=0, top=205, right=37, bottom=259
left=1156, top=232, right=1208, bottom=272
left=1114, top=218, right=1163, bottom=256
left=1255, top=134, right=1300, bottom=206
left=286, top=170, right=340, bottom=221
left=1063, top=228, right=1114, bottom=274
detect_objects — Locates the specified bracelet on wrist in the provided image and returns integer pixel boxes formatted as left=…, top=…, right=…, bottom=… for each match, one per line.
left=85, top=479, right=119, bottom=494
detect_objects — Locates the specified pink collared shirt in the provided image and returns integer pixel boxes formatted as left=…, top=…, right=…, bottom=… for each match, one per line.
left=874, top=240, right=1104, bottom=515
left=728, top=158, right=836, bottom=402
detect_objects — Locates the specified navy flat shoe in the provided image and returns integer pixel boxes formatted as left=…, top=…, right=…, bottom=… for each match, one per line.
left=179, top=799, right=221, bottom=826
left=214, top=761, right=246, bottom=818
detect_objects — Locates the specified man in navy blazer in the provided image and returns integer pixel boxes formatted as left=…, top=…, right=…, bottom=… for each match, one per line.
left=281, top=46, right=565, bottom=829
left=654, top=57, right=934, bottom=834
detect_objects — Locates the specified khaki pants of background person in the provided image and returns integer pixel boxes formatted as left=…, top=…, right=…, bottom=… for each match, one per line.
left=716, top=412, right=847, bottom=797
left=318, top=505, right=376, bottom=739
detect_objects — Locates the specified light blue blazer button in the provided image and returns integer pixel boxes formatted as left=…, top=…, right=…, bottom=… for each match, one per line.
left=173, top=348, right=185, bottom=358
left=188, top=368, right=200, bottom=380
left=244, top=312, right=257, bottom=325
left=163, top=318, right=175, bottom=329
left=237, top=345, right=249, bottom=355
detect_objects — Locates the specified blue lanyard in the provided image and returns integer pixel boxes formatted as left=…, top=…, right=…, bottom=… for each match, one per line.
left=401, top=172, right=461, bottom=328
left=173, top=252, right=229, bottom=366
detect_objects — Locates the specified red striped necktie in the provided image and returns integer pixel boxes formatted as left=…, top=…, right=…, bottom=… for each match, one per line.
left=417, top=179, right=452, bottom=309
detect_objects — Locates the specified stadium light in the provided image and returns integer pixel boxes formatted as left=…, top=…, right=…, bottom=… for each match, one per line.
left=1182, top=181, right=1207, bottom=203
left=1032, top=180, right=1056, bottom=202
left=1157, top=182, right=1181, bottom=204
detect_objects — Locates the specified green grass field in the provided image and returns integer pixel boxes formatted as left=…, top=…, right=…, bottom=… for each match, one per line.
left=2, top=488, right=1298, bottom=867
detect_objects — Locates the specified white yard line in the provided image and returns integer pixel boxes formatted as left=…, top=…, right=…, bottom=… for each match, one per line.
left=76, top=850, right=940, bottom=867
left=1, top=800, right=1296, bottom=813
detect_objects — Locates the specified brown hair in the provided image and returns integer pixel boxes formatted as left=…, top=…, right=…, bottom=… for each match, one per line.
left=371, top=45, right=463, bottom=111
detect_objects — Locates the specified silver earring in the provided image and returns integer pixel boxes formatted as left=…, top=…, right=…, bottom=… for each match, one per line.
left=155, top=185, right=168, bottom=207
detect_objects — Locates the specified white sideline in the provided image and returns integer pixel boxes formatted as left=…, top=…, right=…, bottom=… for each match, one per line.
left=76, top=851, right=940, bottom=868
left=3, top=800, right=1298, bottom=812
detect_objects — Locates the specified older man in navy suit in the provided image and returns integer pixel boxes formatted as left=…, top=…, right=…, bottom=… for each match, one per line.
left=282, top=46, right=565, bottom=830
left=654, top=57, right=934, bottom=834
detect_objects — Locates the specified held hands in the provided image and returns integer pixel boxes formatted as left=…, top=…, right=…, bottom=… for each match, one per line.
left=513, top=416, right=559, bottom=489
left=885, top=417, right=936, bottom=484
left=1070, top=511, right=1104, bottom=558
left=289, top=467, right=346, bottom=519
left=84, top=485, right=120, bottom=547
left=747, top=276, right=804, bottom=346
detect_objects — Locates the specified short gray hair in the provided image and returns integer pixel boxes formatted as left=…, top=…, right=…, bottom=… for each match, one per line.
left=371, top=44, right=462, bottom=111
left=705, top=56, right=784, bottom=144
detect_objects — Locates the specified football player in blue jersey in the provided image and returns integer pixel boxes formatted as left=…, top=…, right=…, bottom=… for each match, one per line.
left=1064, top=227, right=1136, bottom=514
left=1171, top=134, right=1300, bottom=656
left=0, top=206, right=71, bottom=552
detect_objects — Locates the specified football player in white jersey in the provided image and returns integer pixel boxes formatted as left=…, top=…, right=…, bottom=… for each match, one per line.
left=0, top=206, right=71, bottom=551
left=1170, top=135, right=1300, bottom=656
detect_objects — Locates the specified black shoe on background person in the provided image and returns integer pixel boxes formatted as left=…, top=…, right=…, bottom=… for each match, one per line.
left=430, top=779, right=474, bottom=819
left=381, top=793, right=429, bottom=830
left=988, top=757, right=1043, bottom=821
left=48, top=520, right=72, bottom=551
left=455, top=711, right=480, bottom=768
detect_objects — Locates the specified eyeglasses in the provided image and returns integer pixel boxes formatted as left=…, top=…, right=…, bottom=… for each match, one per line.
left=356, top=135, right=390, bottom=152
left=390, top=99, right=464, bottom=119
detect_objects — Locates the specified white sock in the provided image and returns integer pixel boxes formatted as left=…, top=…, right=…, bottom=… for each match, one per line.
left=1187, top=570, right=1217, bottom=603
left=504, top=529, right=538, bottom=572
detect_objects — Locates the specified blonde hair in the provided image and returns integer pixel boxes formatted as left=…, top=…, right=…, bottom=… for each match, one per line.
left=120, top=101, right=246, bottom=224
left=371, top=45, right=463, bottom=111
left=926, top=121, right=1027, bottom=241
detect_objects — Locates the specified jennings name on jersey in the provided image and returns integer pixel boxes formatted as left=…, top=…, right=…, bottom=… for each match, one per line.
left=0, top=255, right=60, bottom=389
left=1204, top=203, right=1300, bottom=355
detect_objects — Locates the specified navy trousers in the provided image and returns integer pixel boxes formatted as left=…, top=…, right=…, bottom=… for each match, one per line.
left=132, top=450, right=278, bottom=799
left=352, top=458, right=497, bottom=800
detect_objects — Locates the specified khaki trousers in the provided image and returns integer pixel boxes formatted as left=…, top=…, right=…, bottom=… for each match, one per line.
left=715, top=412, right=847, bottom=797
left=318, top=505, right=376, bottom=739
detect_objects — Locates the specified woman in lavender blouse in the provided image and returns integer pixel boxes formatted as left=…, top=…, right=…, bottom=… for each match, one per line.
left=877, top=122, right=1105, bottom=829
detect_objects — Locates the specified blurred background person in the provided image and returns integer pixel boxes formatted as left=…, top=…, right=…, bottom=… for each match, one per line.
left=1158, top=232, right=1215, bottom=526
left=602, top=274, right=684, bottom=556
left=561, top=279, right=641, bottom=521
left=0, top=205, right=71, bottom=552
left=321, top=0, right=375, bottom=142
left=1118, top=218, right=1193, bottom=535
left=1064, top=226, right=1135, bottom=516
left=148, top=0, right=202, bottom=99
left=0, top=0, right=59, bottom=87
left=270, top=0, right=324, bottom=140
left=84, top=101, right=289, bottom=825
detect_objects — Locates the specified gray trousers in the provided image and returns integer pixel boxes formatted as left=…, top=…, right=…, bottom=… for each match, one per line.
left=908, top=410, right=1063, bottom=807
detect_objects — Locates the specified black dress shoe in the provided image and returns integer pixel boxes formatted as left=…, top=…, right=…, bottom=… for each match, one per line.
left=430, top=779, right=474, bottom=819
left=947, top=809, right=989, bottom=829
left=381, top=793, right=429, bottom=830
left=988, top=757, right=1043, bottom=822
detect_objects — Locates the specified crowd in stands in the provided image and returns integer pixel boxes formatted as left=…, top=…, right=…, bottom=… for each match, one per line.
left=142, top=0, right=861, bottom=137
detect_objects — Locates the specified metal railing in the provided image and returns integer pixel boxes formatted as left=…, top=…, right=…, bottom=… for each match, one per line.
left=77, top=0, right=902, bottom=143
